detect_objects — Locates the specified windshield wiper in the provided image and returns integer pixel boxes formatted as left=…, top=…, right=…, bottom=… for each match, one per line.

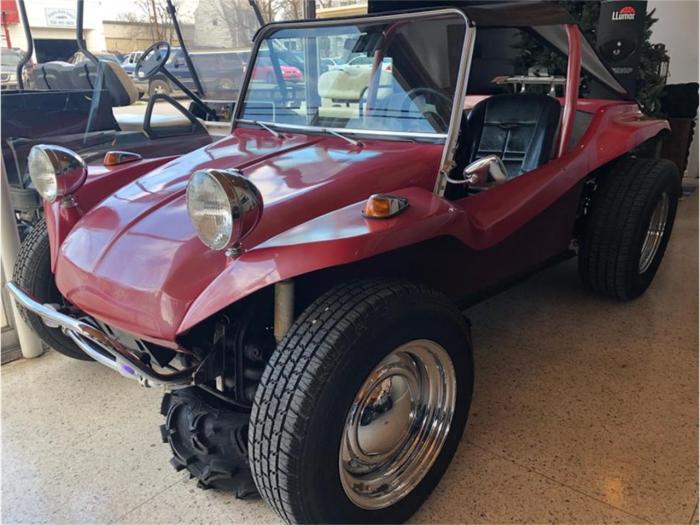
left=323, top=128, right=362, bottom=147
left=249, top=120, right=282, bottom=139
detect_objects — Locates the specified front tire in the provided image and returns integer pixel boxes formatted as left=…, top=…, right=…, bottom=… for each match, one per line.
left=249, top=280, right=473, bottom=523
left=13, top=220, right=91, bottom=360
left=579, top=158, right=680, bottom=300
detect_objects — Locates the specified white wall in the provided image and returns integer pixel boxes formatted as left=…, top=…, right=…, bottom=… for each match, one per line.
left=6, top=0, right=107, bottom=59
left=648, top=0, right=699, bottom=178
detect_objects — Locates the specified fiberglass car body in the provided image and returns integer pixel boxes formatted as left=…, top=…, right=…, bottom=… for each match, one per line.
left=9, top=3, right=680, bottom=523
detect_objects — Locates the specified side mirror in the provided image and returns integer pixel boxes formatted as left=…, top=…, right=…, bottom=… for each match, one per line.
left=135, top=41, right=171, bottom=81
left=462, top=155, right=508, bottom=187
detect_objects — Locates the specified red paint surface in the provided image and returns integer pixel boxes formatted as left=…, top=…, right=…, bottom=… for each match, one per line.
left=53, top=101, right=668, bottom=345
left=46, top=156, right=180, bottom=271
left=55, top=128, right=442, bottom=342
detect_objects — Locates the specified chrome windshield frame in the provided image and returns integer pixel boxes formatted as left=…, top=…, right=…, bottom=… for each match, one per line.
left=230, top=8, right=474, bottom=195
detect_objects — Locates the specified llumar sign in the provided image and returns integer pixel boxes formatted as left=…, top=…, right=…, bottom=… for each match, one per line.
left=612, top=6, right=636, bottom=21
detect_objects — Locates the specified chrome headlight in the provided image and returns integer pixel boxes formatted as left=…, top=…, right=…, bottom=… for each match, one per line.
left=186, top=169, right=264, bottom=252
left=27, top=145, right=87, bottom=203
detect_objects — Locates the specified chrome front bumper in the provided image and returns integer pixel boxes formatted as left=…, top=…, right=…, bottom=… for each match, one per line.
left=5, top=281, right=193, bottom=386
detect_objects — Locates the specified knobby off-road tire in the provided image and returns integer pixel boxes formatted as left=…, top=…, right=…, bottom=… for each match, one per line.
left=579, top=158, right=680, bottom=300
left=13, top=220, right=91, bottom=360
left=249, top=280, right=474, bottom=524
left=160, top=387, right=258, bottom=498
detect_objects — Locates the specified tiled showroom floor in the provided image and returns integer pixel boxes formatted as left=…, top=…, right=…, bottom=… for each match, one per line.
left=2, top=191, right=698, bottom=524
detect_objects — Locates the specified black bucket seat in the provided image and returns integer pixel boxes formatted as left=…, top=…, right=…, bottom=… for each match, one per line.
left=460, top=93, right=562, bottom=180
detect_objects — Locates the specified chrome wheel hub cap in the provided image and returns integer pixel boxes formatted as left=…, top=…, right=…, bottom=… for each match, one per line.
left=339, top=340, right=456, bottom=510
left=639, top=192, right=669, bottom=274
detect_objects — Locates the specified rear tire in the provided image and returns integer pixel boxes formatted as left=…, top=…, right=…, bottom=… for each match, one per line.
left=579, top=158, right=680, bottom=300
left=13, top=220, right=91, bottom=360
left=249, top=280, right=473, bottom=524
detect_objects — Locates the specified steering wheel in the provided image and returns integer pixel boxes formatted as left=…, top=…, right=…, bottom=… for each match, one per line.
left=400, top=87, right=452, bottom=131
left=135, top=41, right=171, bottom=81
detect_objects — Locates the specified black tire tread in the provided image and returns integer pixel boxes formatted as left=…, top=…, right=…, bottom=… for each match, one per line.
left=579, top=157, right=679, bottom=300
left=249, top=279, right=465, bottom=523
left=12, top=220, right=90, bottom=360
left=161, top=387, right=258, bottom=498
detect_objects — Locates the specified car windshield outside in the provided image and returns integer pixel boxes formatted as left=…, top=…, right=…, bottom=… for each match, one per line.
left=238, top=12, right=467, bottom=137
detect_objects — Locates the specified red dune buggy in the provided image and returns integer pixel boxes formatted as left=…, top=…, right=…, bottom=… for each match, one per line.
left=8, top=3, right=679, bottom=523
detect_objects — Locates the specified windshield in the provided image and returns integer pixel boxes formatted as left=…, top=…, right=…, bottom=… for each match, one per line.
left=183, top=0, right=262, bottom=101
left=238, top=12, right=467, bottom=137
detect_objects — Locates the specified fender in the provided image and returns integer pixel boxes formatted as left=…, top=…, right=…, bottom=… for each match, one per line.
left=46, top=155, right=178, bottom=271
left=177, top=186, right=462, bottom=334
left=580, top=102, right=669, bottom=170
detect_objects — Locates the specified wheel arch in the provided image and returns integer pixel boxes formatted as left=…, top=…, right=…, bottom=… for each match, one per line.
left=176, top=187, right=462, bottom=336
left=572, top=126, right=673, bottom=239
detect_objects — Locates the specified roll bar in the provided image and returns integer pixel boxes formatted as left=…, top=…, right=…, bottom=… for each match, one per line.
left=558, top=24, right=581, bottom=157
left=15, top=0, right=32, bottom=89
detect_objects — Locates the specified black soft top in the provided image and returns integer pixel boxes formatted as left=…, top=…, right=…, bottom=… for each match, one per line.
left=367, top=0, right=631, bottom=99
left=369, top=1, right=576, bottom=26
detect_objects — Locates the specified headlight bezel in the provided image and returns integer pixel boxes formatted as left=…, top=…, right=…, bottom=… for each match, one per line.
left=27, top=145, right=87, bottom=203
left=186, top=168, right=264, bottom=253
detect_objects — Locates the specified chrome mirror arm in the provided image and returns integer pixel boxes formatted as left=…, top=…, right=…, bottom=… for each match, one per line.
left=445, top=155, right=508, bottom=187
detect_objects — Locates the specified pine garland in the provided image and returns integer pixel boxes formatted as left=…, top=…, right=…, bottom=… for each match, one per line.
left=515, top=1, right=669, bottom=115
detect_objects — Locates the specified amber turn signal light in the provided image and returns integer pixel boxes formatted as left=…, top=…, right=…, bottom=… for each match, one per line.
left=361, top=194, right=409, bottom=219
left=103, top=150, right=142, bottom=166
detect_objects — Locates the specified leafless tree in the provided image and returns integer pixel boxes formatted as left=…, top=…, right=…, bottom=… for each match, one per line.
left=116, top=0, right=191, bottom=44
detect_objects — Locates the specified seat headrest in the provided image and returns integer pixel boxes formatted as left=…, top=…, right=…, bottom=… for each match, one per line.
left=318, top=68, right=371, bottom=101
left=318, top=67, right=393, bottom=102
left=101, top=61, right=139, bottom=107
left=32, top=62, right=75, bottom=90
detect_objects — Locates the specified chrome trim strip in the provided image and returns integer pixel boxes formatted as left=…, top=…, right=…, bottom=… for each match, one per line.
left=5, top=281, right=192, bottom=386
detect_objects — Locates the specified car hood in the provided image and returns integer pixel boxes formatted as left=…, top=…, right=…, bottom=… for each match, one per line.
left=55, top=127, right=442, bottom=341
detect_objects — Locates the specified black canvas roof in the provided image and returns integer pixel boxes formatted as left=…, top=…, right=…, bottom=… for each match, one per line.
left=368, top=1, right=577, bottom=26
left=367, top=0, right=632, bottom=99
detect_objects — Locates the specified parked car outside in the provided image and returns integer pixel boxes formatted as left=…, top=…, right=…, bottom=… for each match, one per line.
left=346, top=54, right=393, bottom=71
left=138, top=48, right=252, bottom=100
left=320, top=56, right=346, bottom=72
left=121, top=50, right=143, bottom=77
left=250, top=54, right=303, bottom=82
left=1, top=48, right=27, bottom=90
